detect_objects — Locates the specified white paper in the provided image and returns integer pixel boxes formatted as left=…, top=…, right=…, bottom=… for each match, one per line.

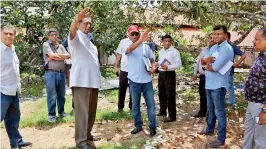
left=218, top=61, right=234, bottom=75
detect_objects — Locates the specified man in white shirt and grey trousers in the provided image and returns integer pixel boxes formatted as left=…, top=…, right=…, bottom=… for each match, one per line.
left=68, top=8, right=100, bottom=149
left=157, top=35, right=182, bottom=123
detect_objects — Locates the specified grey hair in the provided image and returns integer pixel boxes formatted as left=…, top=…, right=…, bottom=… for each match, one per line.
left=259, top=28, right=266, bottom=38
left=0, top=24, right=16, bottom=34
left=47, top=28, right=58, bottom=35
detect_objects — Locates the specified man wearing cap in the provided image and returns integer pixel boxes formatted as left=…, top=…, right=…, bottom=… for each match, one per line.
left=43, top=28, right=70, bottom=123
left=114, top=33, right=132, bottom=112
left=68, top=8, right=100, bottom=149
left=125, top=25, right=157, bottom=136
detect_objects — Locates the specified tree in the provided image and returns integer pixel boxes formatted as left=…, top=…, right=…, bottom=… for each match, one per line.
left=1, top=1, right=132, bottom=75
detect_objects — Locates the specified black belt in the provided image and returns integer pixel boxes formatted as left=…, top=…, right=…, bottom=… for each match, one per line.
left=46, top=69, right=64, bottom=73
left=159, top=71, right=175, bottom=73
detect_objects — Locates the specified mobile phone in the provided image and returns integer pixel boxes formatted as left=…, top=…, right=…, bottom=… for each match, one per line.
left=255, top=116, right=259, bottom=124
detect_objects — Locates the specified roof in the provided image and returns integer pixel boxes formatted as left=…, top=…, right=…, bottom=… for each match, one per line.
left=234, top=29, right=258, bottom=47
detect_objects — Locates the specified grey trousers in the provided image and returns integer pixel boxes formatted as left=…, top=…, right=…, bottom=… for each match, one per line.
left=72, top=87, right=98, bottom=147
left=243, top=101, right=266, bottom=149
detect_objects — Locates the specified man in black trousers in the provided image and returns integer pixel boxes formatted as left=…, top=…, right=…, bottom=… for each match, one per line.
left=192, top=34, right=215, bottom=117
left=114, top=31, right=134, bottom=112
left=157, top=35, right=182, bottom=122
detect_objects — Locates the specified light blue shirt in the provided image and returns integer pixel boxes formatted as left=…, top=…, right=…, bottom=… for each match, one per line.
left=205, top=40, right=234, bottom=90
left=127, top=43, right=155, bottom=83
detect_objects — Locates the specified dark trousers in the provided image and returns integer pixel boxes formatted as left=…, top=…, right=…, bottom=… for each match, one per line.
left=158, top=71, right=176, bottom=120
left=198, top=74, right=207, bottom=116
left=118, top=71, right=132, bottom=110
left=1, top=93, right=24, bottom=148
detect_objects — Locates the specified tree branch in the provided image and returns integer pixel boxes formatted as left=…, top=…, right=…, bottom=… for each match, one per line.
left=168, top=1, right=266, bottom=26
left=233, top=24, right=256, bottom=45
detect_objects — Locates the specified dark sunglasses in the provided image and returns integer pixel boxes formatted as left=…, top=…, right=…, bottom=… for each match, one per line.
left=130, top=32, right=140, bottom=36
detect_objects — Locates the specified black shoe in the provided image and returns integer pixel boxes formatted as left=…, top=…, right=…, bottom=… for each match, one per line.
left=163, top=117, right=176, bottom=123
left=150, top=128, right=156, bottom=136
left=18, top=142, right=32, bottom=148
left=191, top=113, right=206, bottom=118
left=79, top=144, right=96, bottom=149
left=197, top=129, right=214, bottom=135
left=131, top=127, right=143, bottom=134
left=118, top=109, right=123, bottom=113
left=156, top=112, right=166, bottom=116
left=88, top=136, right=101, bottom=141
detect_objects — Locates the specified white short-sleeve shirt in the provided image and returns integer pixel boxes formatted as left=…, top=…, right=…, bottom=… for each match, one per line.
left=115, top=38, right=132, bottom=72
left=68, top=30, right=101, bottom=88
left=1, top=42, right=21, bottom=96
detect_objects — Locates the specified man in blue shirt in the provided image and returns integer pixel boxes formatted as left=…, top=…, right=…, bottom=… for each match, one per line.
left=226, top=32, right=246, bottom=108
left=199, top=25, right=234, bottom=148
left=125, top=25, right=157, bottom=136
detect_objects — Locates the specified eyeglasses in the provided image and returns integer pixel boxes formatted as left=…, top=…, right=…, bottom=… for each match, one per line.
left=49, top=34, right=58, bottom=37
left=130, top=32, right=140, bottom=36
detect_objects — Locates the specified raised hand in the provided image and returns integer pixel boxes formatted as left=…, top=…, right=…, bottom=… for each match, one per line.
left=140, top=30, right=151, bottom=42
left=75, top=8, right=89, bottom=22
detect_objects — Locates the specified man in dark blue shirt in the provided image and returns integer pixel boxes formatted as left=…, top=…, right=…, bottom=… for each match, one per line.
left=226, top=32, right=246, bottom=108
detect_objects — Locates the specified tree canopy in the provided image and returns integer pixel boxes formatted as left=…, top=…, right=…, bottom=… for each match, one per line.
left=1, top=0, right=263, bottom=75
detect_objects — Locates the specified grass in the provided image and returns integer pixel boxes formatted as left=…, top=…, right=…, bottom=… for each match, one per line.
left=19, top=95, right=74, bottom=128
left=21, top=81, right=44, bottom=98
left=5, top=95, right=132, bottom=128
left=101, top=67, right=117, bottom=79
left=100, top=89, right=119, bottom=103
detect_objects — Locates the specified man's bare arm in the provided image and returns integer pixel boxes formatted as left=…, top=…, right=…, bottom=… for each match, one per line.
left=69, top=8, right=88, bottom=40
left=125, top=30, right=150, bottom=54
left=233, top=54, right=246, bottom=67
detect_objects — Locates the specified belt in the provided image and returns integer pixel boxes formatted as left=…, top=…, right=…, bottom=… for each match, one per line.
left=159, top=71, right=175, bottom=73
left=46, top=69, right=64, bottom=73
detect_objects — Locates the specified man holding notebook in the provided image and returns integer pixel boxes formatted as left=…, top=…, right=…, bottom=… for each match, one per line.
left=157, top=35, right=182, bottom=123
left=198, top=25, right=234, bottom=148
left=125, top=25, right=157, bottom=136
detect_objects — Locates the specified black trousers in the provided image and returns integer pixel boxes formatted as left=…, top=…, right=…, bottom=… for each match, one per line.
left=118, top=71, right=132, bottom=110
left=158, top=71, right=176, bottom=120
left=198, top=74, right=207, bottom=116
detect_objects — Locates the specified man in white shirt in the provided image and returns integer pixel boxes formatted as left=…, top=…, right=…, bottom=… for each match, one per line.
left=1, top=24, right=32, bottom=149
left=192, top=34, right=215, bottom=118
left=68, top=8, right=100, bottom=149
left=157, top=35, right=182, bottom=123
left=114, top=36, right=132, bottom=112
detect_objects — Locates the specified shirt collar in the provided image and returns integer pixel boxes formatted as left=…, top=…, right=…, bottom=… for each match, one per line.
left=163, top=46, right=174, bottom=51
left=218, top=40, right=228, bottom=47
left=0, top=41, right=15, bottom=51
left=78, top=30, right=89, bottom=38
left=48, top=40, right=59, bottom=48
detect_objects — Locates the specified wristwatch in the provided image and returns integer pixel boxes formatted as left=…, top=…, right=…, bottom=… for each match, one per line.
left=262, top=108, right=266, bottom=113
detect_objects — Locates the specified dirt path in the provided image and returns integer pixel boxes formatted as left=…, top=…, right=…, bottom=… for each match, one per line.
left=1, top=75, right=245, bottom=149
